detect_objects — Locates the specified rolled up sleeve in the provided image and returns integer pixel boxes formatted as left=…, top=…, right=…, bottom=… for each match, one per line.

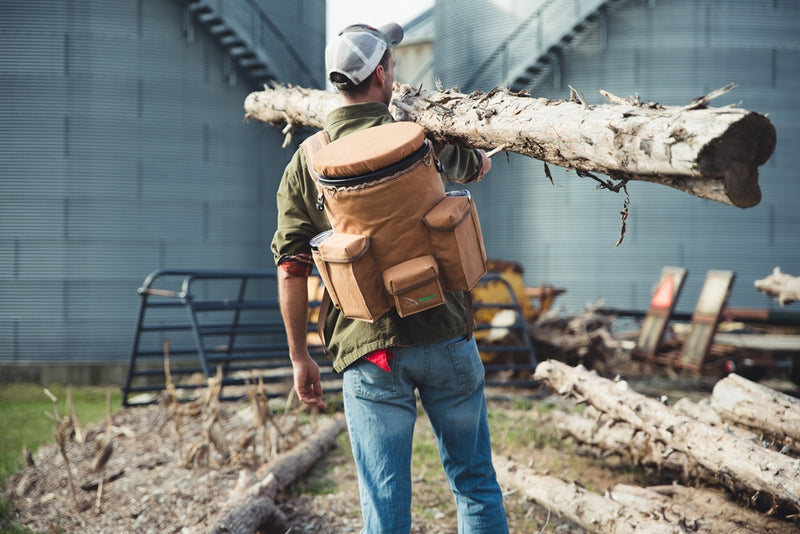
left=271, top=149, right=330, bottom=267
left=435, top=143, right=483, bottom=184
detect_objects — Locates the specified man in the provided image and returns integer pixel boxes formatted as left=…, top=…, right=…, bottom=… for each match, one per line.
left=271, top=22, right=509, bottom=534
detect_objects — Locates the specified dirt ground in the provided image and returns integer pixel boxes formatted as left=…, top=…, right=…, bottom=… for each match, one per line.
left=2, top=387, right=582, bottom=534
left=2, top=371, right=798, bottom=533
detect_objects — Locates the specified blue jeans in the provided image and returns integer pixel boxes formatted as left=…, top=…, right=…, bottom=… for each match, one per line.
left=342, top=335, right=509, bottom=534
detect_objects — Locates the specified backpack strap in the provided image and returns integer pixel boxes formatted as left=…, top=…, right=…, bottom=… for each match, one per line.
left=301, top=130, right=333, bottom=354
left=315, top=289, right=333, bottom=356
left=300, top=130, right=331, bottom=212
left=464, top=290, right=475, bottom=341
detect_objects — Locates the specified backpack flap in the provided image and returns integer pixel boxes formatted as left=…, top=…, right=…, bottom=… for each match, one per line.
left=313, top=122, right=427, bottom=181
left=382, top=255, right=444, bottom=317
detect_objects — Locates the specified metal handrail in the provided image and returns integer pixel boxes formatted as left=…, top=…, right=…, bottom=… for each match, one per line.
left=464, top=0, right=618, bottom=91
left=193, top=0, right=316, bottom=86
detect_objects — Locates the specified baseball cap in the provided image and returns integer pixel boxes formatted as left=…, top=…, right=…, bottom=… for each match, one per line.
left=326, top=23, right=404, bottom=86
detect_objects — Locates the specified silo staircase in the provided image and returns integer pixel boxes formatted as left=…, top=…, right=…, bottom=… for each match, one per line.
left=509, top=0, right=630, bottom=92
left=465, top=0, right=629, bottom=93
left=182, top=0, right=315, bottom=88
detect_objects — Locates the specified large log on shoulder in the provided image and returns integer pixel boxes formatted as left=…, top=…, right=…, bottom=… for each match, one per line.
left=243, top=83, right=775, bottom=208
left=533, top=360, right=800, bottom=511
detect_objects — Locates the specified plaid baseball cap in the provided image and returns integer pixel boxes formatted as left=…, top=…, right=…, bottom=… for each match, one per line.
left=326, top=23, right=404, bottom=86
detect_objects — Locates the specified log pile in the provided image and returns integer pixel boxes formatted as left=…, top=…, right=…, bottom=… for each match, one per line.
left=244, top=83, right=776, bottom=208
left=502, top=360, right=800, bottom=533
left=526, top=300, right=622, bottom=374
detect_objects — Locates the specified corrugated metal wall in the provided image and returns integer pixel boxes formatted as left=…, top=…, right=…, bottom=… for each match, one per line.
left=0, top=0, right=326, bottom=362
left=435, top=0, right=800, bottom=314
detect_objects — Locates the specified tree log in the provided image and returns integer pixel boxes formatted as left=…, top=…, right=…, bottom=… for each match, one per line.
left=550, top=407, right=691, bottom=474
left=609, top=483, right=798, bottom=534
left=553, top=399, right=768, bottom=475
left=201, top=413, right=347, bottom=534
left=494, top=456, right=684, bottom=534
left=533, top=360, right=800, bottom=510
left=672, top=397, right=761, bottom=442
left=244, top=83, right=776, bottom=208
left=494, top=456, right=787, bottom=534
left=711, top=373, right=800, bottom=445
left=754, top=267, right=800, bottom=306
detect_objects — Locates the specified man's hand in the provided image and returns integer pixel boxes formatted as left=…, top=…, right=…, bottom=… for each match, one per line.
left=478, top=149, right=492, bottom=178
left=292, top=352, right=327, bottom=409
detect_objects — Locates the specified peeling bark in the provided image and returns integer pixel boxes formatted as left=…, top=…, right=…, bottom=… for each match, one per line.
left=609, top=483, right=797, bottom=534
left=244, top=83, right=775, bottom=207
left=550, top=407, right=692, bottom=473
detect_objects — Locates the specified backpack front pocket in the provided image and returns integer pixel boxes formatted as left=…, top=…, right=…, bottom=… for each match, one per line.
left=382, top=255, right=445, bottom=317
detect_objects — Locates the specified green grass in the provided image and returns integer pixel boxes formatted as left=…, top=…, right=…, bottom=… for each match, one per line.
left=0, top=383, right=121, bottom=487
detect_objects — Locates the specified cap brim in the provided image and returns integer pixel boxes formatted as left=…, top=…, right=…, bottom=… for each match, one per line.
left=378, top=22, right=403, bottom=47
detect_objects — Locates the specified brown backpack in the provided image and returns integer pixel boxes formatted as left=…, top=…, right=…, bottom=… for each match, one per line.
left=302, top=121, right=487, bottom=323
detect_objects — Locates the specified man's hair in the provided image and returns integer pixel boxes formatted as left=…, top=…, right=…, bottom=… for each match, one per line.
left=330, top=49, right=391, bottom=96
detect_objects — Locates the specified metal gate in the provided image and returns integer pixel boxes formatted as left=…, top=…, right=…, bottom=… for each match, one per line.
left=122, top=270, right=537, bottom=406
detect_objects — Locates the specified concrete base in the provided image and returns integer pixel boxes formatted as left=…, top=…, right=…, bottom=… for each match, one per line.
left=0, top=362, right=128, bottom=387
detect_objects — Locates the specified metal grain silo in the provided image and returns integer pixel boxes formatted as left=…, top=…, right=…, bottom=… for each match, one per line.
left=0, top=0, right=325, bottom=368
left=435, top=0, right=800, bottom=315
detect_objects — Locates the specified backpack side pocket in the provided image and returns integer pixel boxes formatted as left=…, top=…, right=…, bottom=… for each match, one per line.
left=423, top=191, right=488, bottom=291
left=311, top=231, right=391, bottom=322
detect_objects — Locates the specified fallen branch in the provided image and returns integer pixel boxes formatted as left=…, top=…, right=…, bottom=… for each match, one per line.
left=244, top=83, right=775, bottom=208
left=201, top=413, right=347, bottom=534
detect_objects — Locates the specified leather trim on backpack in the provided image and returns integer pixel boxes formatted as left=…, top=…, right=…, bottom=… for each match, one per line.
left=302, top=130, right=333, bottom=353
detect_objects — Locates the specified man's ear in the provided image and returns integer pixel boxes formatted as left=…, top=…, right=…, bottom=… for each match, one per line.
left=373, top=64, right=386, bottom=87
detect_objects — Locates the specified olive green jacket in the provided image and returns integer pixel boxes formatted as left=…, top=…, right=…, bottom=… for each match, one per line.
left=271, top=102, right=483, bottom=372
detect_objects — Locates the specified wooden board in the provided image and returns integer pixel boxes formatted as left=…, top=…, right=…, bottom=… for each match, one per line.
left=634, top=267, right=688, bottom=357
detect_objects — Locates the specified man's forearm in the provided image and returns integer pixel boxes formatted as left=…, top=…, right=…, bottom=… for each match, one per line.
left=277, top=270, right=311, bottom=360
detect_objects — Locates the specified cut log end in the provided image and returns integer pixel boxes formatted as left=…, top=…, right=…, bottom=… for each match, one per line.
left=698, top=112, right=776, bottom=208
